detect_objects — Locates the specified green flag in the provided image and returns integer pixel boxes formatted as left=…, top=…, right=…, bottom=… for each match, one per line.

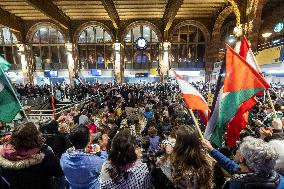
left=0, top=56, right=11, bottom=72
left=0, top=57, right=21, bottom=122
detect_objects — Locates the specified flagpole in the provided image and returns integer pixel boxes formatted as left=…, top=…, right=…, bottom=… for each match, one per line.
left=0, top=65, right=28, bottom=121
left=188, top=109, right=204, bottom=140
left=266, top=90, right=277, bottom=118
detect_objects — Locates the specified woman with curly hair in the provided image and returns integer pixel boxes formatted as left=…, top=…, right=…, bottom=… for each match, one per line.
left=162, top=125, right=215, bottom=189
left=99, top=128, right=153, bottom=189
left=0, top=122, right=63, bottom=189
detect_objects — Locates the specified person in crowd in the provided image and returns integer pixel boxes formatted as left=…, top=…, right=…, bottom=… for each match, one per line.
left=40, top=120, right=72, bottom=159
left=79, top=109, right=89, bottom=125
left=144, top=107, right=154, bottom=120
left=203, top=136, right=284, bottom=189
left=148, top=127, right=161, bottom=154
left=99, top=128, right=153, bottom=188
left=0, top=122, right=64, bottom=189
left=158, top=125, right=215, bottom=189
left=60, top=126, right=105, bottom=189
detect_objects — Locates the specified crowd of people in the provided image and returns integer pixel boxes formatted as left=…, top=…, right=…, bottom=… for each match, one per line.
left=0, top=81, right=284, bottom=189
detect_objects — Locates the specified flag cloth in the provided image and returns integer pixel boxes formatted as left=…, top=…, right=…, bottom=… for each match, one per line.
left=174, top=72, right=210, bottom=111
left=226, top=36, right=261, bottom=148
left=210, top=45, right=270, bottom=147
left=0, top=56, right=11, bottom=72
left=0, top=57, right=21, bottom=122
left=174, top=71, right=210, bottom=124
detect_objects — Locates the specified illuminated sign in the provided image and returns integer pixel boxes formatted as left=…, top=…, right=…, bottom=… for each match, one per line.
left=274, top=22, right=284, bottom=33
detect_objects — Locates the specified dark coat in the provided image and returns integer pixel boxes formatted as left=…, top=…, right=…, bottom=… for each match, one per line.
left=0, top=145, right=64, bottom=189
left=44, top=133, right=72, bottom=158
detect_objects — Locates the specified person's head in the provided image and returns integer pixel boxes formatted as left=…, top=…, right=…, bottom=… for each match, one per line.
left=235, top=136, right=278, bottom=176
left=109, top=129, right=137, bottom=167
left=10, top=122, right=45, bottom=150
left=148, top=127, right=157, bottom=137
left=171, top=125, right=213, bottom=188
left=69, top=126, right=90, bottom=149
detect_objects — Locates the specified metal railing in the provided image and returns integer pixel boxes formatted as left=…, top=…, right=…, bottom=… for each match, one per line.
left=26, top=95, right=98, bottom=123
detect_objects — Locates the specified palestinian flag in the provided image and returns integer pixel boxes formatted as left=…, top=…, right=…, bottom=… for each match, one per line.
left=0, top=56, right=21, bottom=122
left=226, top=36, right=262, bottom=148
left=209, top=45, right=270, bottom=147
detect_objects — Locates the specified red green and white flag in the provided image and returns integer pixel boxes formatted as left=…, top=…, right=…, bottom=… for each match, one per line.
left=226, top=36, right=262, bottom=148
left=174, top=71, right=210, bottom=124
left=208, top=45, right=270, bottom=147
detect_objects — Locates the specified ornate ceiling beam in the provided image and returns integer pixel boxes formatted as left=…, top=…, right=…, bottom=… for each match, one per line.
left=0, top=7, right=24, bottom=33
left=163, top=0, right=184, bottom=31
left=26, top=0, right=71, bottom=29
left=101, top=0, right=120, bottom=29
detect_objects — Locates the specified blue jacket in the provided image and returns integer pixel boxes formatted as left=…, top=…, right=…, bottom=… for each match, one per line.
left=144, top=111, right=153, bottom=120
left=60, top=149, right=105, bottom=189
left=210, top=149, right=240, bottom=174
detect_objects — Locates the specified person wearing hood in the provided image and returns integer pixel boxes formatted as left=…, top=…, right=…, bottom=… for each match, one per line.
left=0, top=122, right=64, bottom=189
left=60, top=126, right=105, bottom=189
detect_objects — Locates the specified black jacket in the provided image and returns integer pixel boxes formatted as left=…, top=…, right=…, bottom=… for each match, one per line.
left=44, top=133, right=72, bottom=158
left=224, top=171, right=281, bottom=189
left=0, top=145, right=64, bottom=189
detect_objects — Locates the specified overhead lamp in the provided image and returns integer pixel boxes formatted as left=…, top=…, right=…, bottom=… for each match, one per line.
left=262, top=32, right=272, bottom=38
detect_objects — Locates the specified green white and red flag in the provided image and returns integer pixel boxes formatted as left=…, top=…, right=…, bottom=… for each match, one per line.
left=207, top=44, right=270, bottom=147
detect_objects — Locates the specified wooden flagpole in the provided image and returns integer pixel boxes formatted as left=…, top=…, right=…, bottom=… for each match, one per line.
left=188, top=109, right=204, bottom=140
left=266, top=90, right=277, bottom=118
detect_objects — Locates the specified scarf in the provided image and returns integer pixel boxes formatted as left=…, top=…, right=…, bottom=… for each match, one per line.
left=0, top=144, right=41, bottom=161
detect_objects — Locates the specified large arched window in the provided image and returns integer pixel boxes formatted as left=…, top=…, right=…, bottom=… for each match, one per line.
left=76, top=24, right=113, bottom=70
left=171, top=22, right=208, bottom=69
left=0, top=26, right=20, bottom=70
left=123, top=23, right=161, bottom=70
left=29, top=24, right=67, bottom=71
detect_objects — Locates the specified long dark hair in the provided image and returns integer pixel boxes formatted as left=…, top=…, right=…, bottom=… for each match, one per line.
left=171, top=125, right=213, bottom=189
left=107, top=128, right=137, bottom=182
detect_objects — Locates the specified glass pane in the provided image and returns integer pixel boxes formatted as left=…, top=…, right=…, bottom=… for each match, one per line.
left=105, top=45, right=113, bottom=69
left=33, top=31, right=40, bottom=43
left=78, top=45, right=88, bottom=69
left=5, top=46, right=13, bottom=64
left=58, top=32, right=65, bottom=43
left=32, top=46, right=42, bottom=70
left=50, top=28, right=58, bottom=43
left=151, top=44, right=159, bottom=68
left=86, top=27, right=95, bottom=43
left=125, top=32, right=131, bottom=43
left=59, top=46, right=67, bottom=65
left=78, top=31, right=86, bottom=43
left=42, top=46, right=51, bottom=70
left=51, top=46, right=59, bottom=63
left=188, top=26, right=197, bottom=42
left=12, top=34, right=18, bottom=44
left=104, top=32, right=112, bottom=43
left=133, top=26, right=141, bottom=41
left=151, top=31, right=158, bottom=42
left=96, top=27, right=104, bottom=43
left=96, top=45, right=105, bottom=69
left=3, top=28, right=11, bottom=45
left=88, top=45, right=96, bottom=69
left=143, top=26, right=150, bottom=41
left=39, top=27, right=49, bottom=44
left=198, top=29, right=205, bottom=43
left=124, top=45, right=132, bottom=66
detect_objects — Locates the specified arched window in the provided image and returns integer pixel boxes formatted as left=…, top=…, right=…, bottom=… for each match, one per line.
left=29, top=24, right=67, bottom=71
left=171, top=23, right=207, bottom=69
left=77, top=25, right=113, bottom=70
left=0, top=26, right=20, bottom=70
left=123, top=23, right=161, bottom=70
